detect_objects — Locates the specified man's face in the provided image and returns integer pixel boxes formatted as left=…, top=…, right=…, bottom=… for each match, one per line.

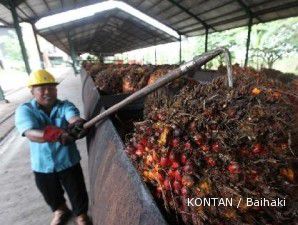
left=31, top=84, right=57, bottom=108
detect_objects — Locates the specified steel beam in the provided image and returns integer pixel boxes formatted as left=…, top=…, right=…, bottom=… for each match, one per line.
left=67, top=32, right=78, bottom=74
left=167, top=0, right=215, bottom=31
left=7, top=0, right=31, bottom=74
left=236, top=0, right=262, bottom=22
left=32, top=23, right=45, bottom=69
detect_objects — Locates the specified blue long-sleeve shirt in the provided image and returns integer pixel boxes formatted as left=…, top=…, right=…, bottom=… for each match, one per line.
left=15, top=99, right=81, bottom=173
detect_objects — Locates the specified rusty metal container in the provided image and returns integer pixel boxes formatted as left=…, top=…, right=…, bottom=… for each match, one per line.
left=80, top=69, right=168, bottom=225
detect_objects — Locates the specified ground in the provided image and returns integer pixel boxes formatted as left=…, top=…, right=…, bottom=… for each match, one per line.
left=0, top=68, right=90, bottom=225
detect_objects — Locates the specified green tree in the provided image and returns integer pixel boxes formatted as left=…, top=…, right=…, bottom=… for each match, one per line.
left=0, top=30, right=22, bottom=61
left=250, top=18, right=298, bottom=69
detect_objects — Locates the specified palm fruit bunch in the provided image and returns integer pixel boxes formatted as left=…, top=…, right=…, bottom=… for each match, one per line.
left=125, top=65, right=298, bottom=225
left=122, top=65, right=156, bottom=93
left=147, top=65, right=178, bottom=85
left=93, top=64, right=130, bottom=94
left=88, top=63, right=109, bottom=77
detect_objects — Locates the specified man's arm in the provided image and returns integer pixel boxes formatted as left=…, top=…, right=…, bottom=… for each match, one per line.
left=68, top=115, right=83, bottom=124
left=24, top=129, right=45, bottom=143
left=24, top=126, right=75, bottom=145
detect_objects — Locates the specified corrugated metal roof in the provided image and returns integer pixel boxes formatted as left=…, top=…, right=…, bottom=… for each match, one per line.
left=0, top=0, right=297, bottom=55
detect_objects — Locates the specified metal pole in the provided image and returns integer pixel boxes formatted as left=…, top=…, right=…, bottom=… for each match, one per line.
left=67, top=32, right=78, bottom=75
left=245, top=17, right=252, bottom=67
left=179, top=35, right=182, bottom=64
left=8, top=0, right=31, bottom=74
left=31, top=23, right=44, bottom=69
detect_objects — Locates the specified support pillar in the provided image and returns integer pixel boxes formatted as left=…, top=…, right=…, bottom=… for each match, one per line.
left=8, top=0, right=31, bottom=75
left=179, top=35, right=182, bottom=64
left=154, top=47, right=157, bottom=65
left=154, top=39, right=157, bottom=65
left=0, top=85, right=9, bottom=103
left=205, top=28, right=209, bottom=53
left=32, top=23, right=44, bottom=69
left=204, top=27, right=209, bottom=69
left=67, top=33, right=78, bottom=75
left=245, top=17, right=253, bottom=67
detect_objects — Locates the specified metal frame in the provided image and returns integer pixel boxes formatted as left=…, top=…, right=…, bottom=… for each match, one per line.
left=32, top=23, right=45, bottom=69
left=167, top=0, right=215, bottom=32
left=6, top=0, right=31, bottom=74
left=0, top=0, right=297, bottom=58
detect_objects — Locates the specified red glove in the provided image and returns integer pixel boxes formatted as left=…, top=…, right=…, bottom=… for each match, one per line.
left=43, top=125, right=64, bottom=142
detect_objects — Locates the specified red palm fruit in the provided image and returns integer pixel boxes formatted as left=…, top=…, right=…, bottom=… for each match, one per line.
left=171, top=138, right=179, bottom=148
left=205, top=157, right=216, bottom=167
left=173, top=180, right=182, bottom=191
left=139, top=138, right=147, bottom=146
left=181, top=187, right=188, bottom=196
left=169, top=151, right=176, bottom=161
left=157, top=113, right=165, bottom=121
left=185, top=142, right=192, bottom=150
left=135, top=149, right=144, bottom=156
left=228, top=162, right=241, bottom=174
left=201, top=145, right=210, bottom=152
left=194, top=134, right=203, bottom=146
left=160, top=157, right=169, bottom=167
left=136, top=143, right=145, bottom=151
left=180, top=154, right=187, bottom=165
left=252, top=143, right=265, bottom=155
left=145, top=127, right=152, bottom=135
left=211, top=142, right=221, bottom=152
left=174, top=170, right=182, bottom=181
left=249, top=170, right=259, bottom=181
left=156, top=172, right=164, bottom=182
left=163, top=179, right=171, bottom=190
left=172, top=161, right=180, bottom=169
left=168, top=169, right=176, bottom=180
left=183, top=163, right=193, bottom=174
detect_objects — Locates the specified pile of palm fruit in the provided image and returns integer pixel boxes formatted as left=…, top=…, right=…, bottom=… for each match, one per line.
left=83, top=62, right=179, bottom=94
left=125, top=64, right=298, bottom=225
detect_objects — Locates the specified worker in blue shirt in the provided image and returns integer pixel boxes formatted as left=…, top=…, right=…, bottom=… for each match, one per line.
left=15, top=70, right=91, bottom=225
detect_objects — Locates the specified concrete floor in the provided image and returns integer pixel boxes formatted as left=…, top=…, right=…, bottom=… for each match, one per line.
left=0, top=70, right=90, bottom=225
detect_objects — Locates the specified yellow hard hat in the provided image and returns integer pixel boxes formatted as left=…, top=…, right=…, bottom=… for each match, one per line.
left=27, top=69, right=59, bottom=88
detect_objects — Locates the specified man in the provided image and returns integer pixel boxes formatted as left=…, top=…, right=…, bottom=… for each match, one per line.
left=15, top=69, right=91, bottom=225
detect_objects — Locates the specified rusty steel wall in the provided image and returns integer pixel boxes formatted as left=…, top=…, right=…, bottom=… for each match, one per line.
left=80, top=70, right=168, bottom=225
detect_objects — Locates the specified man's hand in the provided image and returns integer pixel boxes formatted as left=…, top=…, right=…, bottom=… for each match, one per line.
left=59, top=132, right=76, bottom=145
left=43, top=125, right=75, bottom=145
left=67, top=119, right=88, bottom=139
left=43, top=125, right=64, bottom=142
